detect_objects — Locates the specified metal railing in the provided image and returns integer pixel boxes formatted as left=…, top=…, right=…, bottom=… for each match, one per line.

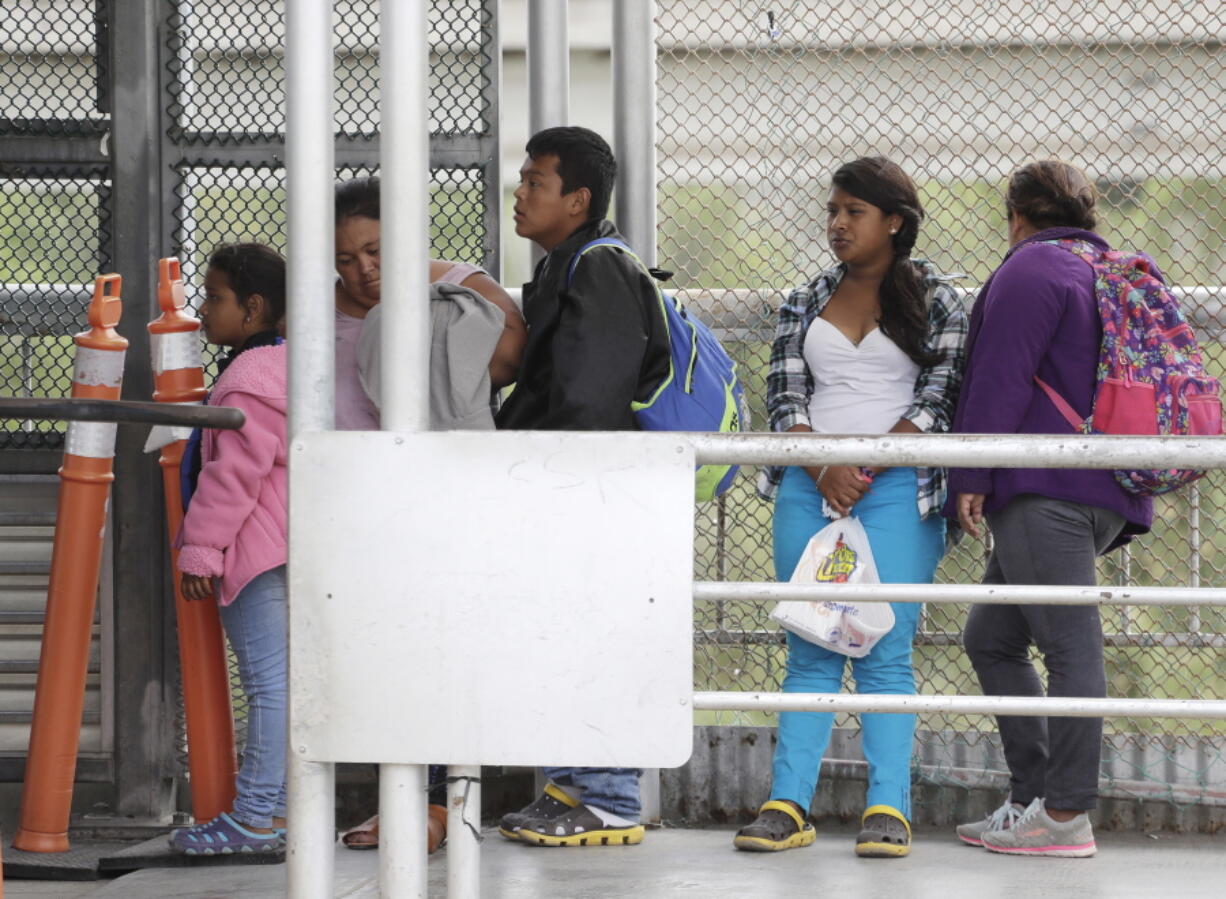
left=689, top=431, right=1226, bottom=720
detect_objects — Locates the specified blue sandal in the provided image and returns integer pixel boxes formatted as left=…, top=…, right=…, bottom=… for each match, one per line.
left=169, top=812, right=286, bottom=856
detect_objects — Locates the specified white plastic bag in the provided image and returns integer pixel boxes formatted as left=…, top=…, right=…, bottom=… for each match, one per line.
left=769, top=517, right=895, bottom=658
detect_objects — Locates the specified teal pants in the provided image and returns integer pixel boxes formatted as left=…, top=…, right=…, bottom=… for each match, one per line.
left=769, top=466, right=944, bottom=819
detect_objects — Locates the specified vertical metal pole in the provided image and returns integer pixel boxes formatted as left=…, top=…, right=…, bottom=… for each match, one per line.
left=381, top=2, right=431, bottom=896
left=108, top=0, right=176, bottom=824
left=612, top=0, right=658, bottom=266
left=527, top=0, right=569, bottom=266
left=378, top=765, right=427, bottom=899
left=285, top=0, right=336, bottom=896
left=1188, top=485, right=1202, bottom=634
left=380, top=0, right=431, bottom=433
left=527, top=0, right=569, bottom=135
left=1117, top=543, right=1133, bottom=636
left=446, top=765, right=482, bottom=899
left=613, top=0, right=662, bottom=827
left=480, top=0, right=503, bottom=280
left=19, top=336, right=34, bottom=430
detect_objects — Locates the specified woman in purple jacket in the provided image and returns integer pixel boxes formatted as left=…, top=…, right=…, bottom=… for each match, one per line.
left=947, top=161, right=1153, bottom=858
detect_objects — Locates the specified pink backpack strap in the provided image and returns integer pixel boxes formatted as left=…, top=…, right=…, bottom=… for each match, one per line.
left=1034, top=376, right=1084, bottom=431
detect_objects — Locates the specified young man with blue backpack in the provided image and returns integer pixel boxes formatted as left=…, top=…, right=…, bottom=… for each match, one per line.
left=496, top=126, right=745, bottom=846
left=496, top=126, right=671, bottom=436
left=494, top=125, right=668, bottom=848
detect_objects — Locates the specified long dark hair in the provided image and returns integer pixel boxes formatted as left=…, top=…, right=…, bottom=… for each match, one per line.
left=831, top=156, right=937, bottom=367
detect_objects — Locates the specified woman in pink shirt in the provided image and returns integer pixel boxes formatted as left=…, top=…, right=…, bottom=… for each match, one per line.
left=170, top=244, right=289, bottom=855
left=332, top=175, right=526, bottom=431
left=333, top=176, right=526, bottom=851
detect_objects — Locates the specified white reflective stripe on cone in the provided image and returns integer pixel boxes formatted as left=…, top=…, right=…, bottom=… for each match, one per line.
left=150, top=330, right=203, bottom=376
left=65, top=421, right=118, bottom=458
left=143, top=401, right=202, bottom=453
left=72, top=347, right=125, bottom=388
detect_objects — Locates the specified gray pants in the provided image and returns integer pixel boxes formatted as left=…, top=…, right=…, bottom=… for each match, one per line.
left=964, top=495, right=1125, bottom=811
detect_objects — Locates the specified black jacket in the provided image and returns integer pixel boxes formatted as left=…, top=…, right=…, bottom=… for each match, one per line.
left=496, top=219, right=670, bottom=431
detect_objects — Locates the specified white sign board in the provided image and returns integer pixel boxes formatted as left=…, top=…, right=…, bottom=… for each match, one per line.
left=289, top=431, right=695, bottom=769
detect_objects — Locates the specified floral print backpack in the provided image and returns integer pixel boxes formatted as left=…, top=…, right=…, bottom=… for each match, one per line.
left=1033, top=239, right=1222, bottom=496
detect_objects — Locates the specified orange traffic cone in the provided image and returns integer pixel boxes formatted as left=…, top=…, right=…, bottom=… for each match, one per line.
left=14, top=276, right=127, bottom=853
left=147, top=258, right=237, bottom=823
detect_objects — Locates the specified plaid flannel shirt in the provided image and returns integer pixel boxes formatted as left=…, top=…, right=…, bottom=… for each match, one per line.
left=757, top=261, right=969, bottom=519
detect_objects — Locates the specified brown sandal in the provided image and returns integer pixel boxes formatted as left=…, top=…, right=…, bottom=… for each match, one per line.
left=341, top=814, right=380, bottom=850
left=340, top=805, right=448, bottom=853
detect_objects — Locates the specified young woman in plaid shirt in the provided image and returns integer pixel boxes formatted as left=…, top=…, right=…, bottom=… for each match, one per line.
left=735, top=157, right=967, bottom=858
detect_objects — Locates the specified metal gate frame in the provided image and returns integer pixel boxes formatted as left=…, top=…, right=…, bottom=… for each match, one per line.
left=0, top=0, right=502, bottom=823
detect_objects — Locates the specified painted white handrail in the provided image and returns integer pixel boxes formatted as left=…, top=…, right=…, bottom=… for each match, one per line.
left=688, top=431, right=1226, bottom=469
left=694, top=582, right=1226, bottom=606
left=694, top=691, right=1226, bottom=719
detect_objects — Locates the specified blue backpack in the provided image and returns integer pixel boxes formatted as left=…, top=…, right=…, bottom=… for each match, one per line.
left=567, top=237, right=747, bottom=501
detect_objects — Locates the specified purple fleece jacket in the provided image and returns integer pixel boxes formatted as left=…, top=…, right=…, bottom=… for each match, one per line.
left=944, top=227, right=1153, bottom=541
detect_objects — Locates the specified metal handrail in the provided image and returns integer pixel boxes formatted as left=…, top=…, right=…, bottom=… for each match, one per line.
left=693, top=692, right=1226, bottom=719
left=689, top=429, right=1226, bottom=720
left=694, top=582, right=1226, bottom=607
left=688, top=431, right=1226, bottom=469
left=0, top=397, right=244, bottom=430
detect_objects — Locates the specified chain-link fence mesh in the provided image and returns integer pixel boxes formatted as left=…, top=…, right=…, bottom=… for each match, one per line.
left=1, top=1, right=495, bottom=795
left=158, top=0, right=496, bottom=790
left=4, top=0, right=1223, bottom=819
left=664, top=1, right=1226, bottom=803
left=0, top=3, right=107, bottom=126
left=0, top=4, right=111, bottom=448
left=0, top=170, right=112, bottom=448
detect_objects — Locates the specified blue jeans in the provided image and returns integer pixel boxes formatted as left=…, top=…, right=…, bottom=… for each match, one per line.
left=542, top=767, right=642, bottom=820
left=218, top=565, right=288, bottom=829
left=769, top=467, right=944, bottom=819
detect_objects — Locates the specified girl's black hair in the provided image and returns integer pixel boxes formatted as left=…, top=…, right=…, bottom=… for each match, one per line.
left=335, top=176, right=381, bottom=224
left=1006, top=160, right=1098, bottom=231
left=206, top=243, right=287, bottom=327
left=831, top=156, right=938, bottom=368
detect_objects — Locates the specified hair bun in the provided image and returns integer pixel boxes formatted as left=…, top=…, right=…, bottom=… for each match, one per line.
left=1006, top=160, right=1098, bottom=231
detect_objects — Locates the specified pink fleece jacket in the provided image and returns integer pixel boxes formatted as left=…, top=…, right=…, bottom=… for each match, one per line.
left=177, top=343, right=288, bottom=606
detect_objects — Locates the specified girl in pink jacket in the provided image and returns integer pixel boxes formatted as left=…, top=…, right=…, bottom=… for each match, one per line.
left=170, top=243, right=289, bottom=855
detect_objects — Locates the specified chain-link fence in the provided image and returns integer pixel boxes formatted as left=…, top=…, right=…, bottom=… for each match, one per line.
left=1, top=0, right=498, bottom=797
left=664, top=1, right=1226, bottom=809
left=160, top=0, right=497, bottom=785
left=0, top=0, right=110, bottom=449
left=4, top=0, right=1223, bottom=821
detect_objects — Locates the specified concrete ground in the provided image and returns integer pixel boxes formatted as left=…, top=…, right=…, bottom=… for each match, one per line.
left=4, top=826, right=1223, bottom=898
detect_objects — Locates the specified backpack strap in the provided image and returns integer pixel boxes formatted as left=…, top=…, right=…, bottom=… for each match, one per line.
left=566, top=237, right=637, bottom=286
left=1033, top=376, right=1085, bottom=432
left=565, top=236, right=678, bottom=409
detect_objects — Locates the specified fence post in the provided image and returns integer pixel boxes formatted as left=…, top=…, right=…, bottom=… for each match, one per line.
left=284, top=0, right=337, bottom=891
left=13, top=276, right=127, bottom=852
left=147, top=257, right=238, bottom=823
left=526, top=0, right=569, bottom=268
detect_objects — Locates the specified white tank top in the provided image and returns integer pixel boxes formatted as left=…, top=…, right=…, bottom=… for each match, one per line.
left=803, top=317, right=919, bottom=434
